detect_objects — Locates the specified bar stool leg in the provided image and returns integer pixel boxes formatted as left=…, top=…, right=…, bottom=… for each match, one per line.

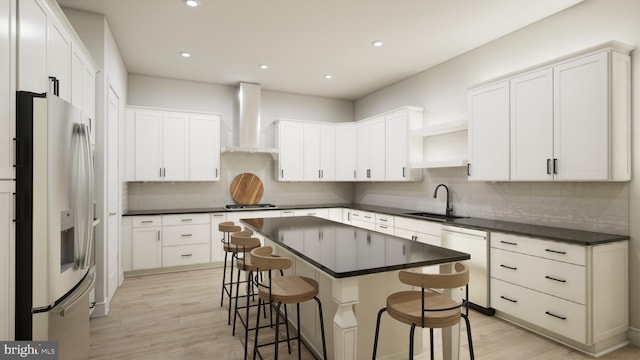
left=409, top=323, right=416, bottom=360
left=227, top=254, right=235, bottom=325
left=232, top=266, right=242, bottom=336
left=220, top=250, right=228, bottom=307
left=314, top=297, right=328, bottom=360
left=372, top=308, right=387, bottom=360
left=253, top=297, right=262, bottom=360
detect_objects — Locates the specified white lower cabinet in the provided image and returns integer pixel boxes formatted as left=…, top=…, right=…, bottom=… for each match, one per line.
left=210, top=213, right=227, bottom=262
left=130, top=217, right=162, bottom=270
left=162, top=214, right=210, bottom=266
left=490, top=232, right=628, bottom=354
left=393, top=216, right=441, bottom=246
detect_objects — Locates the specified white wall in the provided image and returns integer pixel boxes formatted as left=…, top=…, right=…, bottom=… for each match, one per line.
left=354, top=0, right=640, bottom=342
left=126, top=74, right=355, bottom=210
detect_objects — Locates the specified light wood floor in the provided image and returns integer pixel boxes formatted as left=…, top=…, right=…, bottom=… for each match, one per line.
left=89, top=267, right=640, bottom=359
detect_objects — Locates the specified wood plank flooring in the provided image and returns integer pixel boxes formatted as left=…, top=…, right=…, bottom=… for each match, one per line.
left=89, top=267, right=640, bottom=359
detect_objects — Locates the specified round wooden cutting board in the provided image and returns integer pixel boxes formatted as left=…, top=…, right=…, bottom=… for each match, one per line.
left=230, top=173, right=264, bottom=205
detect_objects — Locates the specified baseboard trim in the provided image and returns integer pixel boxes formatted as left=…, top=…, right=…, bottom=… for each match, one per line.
left=90, top=298, right=110, bottom=318
left=628, top=327, right=640, bottom=346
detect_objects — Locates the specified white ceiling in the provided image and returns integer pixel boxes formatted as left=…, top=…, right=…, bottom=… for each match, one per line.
left=56, top=0, right=583, bottom=100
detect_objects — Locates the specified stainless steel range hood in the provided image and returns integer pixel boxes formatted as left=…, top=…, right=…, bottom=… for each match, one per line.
left=222, top=82, right=277, bottom=154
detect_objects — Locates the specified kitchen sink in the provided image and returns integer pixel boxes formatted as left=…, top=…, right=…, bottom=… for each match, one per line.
left=405, top=212, right=467, bottom=221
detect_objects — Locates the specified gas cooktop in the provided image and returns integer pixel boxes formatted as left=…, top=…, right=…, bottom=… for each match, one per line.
left=224, top=204, right=278, bottom=210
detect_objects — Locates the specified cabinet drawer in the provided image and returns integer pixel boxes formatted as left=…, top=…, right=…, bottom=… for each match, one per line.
left=162, top=244, right=211, bottom=267
left=491, top=232, right=586, bottom=265
left=491, top=278, right=586, bottom=343
left=350, top=210, right=375, bottom=222
left=394, top=216, right=441, bottom=236
left=491, top=248, right=586, bottom=304
left=162, top=213, right=210, bottom=226
left=375, top=214, right=394, bottom=227
left=293, top=208, right=329, bottom=218
left=163, top=224, right=210, bottom=246
left=133, top=216, right=161, bottom=227
left=375, top=223, right=394, bottom=235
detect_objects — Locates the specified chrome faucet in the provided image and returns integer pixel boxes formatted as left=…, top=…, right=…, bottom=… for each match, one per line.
left=433, top=184, right=453, bottom=217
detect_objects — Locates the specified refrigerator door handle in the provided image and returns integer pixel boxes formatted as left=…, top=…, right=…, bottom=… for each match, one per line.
left=58, top=271, right=95, bottom=317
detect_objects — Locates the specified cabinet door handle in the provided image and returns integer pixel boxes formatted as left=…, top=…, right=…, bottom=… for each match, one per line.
left=545, top=275, right=566, bottom=283
left=321, top=169, right=324, bottom=178
left=500, top=240, right=517, bottom=246
left=181, top=254, right=193, bottom=257
left=367, top=169, right=371, bottom=178
left=181, top=234, right=193, bottom=237
left=213, top=214, right=224, bottom=218
left=500, top=264, right=517, bottom=271
left=181, top=218, right=193, bottom=222
left=281, top=169, right=284, bottom=178
left=402, top=167, right=406, bottom=178
left=545, top=311, right=566, bottom=320
left=215, top=168, right=218, bottom=178
left=545, top=248, right=566, bottom=255
left=159, top=168, right=163, bottom=177
left=467, top=163, right=471, bottom=176
left=553, top=159, right=558, bottom=174
left=500, top=295, right=517, bottom=303
left=546, top=159, right=551, bottom=174
left=354, top=170, right=356, bottom=179
left=157, top=231, right=160, bottom=241
left=141, top=220, right=154, bottom=224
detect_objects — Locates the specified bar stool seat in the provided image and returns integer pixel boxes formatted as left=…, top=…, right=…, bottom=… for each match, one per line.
left=251, top=246, right=328, bottom=360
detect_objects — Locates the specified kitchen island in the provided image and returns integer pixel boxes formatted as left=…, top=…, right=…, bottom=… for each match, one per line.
left=241, top=216, right=470, bottom=360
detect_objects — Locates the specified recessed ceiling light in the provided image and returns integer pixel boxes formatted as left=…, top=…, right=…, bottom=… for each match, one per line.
left=185, top=0, right=199, bottom=7
left=180, top=52, right=191, bottom=58
left=259, top=64, right=269, bottom=70
left=324, top=74, right=333, bottom=79
left=372, top=40, right=384, bottom=47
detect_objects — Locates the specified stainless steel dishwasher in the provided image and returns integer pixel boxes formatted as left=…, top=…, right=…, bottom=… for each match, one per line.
left=441, top=225, right=494, bottom=315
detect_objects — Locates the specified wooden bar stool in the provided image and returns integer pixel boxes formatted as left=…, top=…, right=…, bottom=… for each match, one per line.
left=372, top=262, right=474, bottom=360
left=229, top=232, right=263, bottom=358
left=250, top=246, right=328, bottom=360
left=219, top=221, right=241, bottom=322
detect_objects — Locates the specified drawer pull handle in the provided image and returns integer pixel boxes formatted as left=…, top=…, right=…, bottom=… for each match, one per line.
left=500, top=295, right=517, bottom=303
left=141, top=220, right=154, bottom=224
left=181, top=219, right=193, bottom=222
left=500, top=264, right=517, bottom=271
left=545, top=248, right=566, bottom=255
left=545, top=275, right=566, bottom=283
left=181, top=234, right=193, bottom=237
left=213, top=214, right=224, bottom=217
left=364, top=215, right=372, bottom=219
left=379, top=218, right=387, bottom=222
left=500, top=240, right=517, bottom=246
left=181, top=254, right=193, bottom=257
left=379, top=225, right=388, bottom=229
left=545, top=311, right=566, bottom=320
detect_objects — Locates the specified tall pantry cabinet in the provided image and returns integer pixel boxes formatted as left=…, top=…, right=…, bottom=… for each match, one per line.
left=1, top=0, right=16, bottom=341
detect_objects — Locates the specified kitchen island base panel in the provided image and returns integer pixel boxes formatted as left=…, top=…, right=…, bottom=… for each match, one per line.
left=265, top=238, right=467, bottom=360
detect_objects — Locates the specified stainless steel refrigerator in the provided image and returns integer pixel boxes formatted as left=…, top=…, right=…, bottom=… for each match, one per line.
left=15, top=91, right=96, bottom=360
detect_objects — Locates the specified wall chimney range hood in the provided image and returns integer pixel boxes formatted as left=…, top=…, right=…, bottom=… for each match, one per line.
left=222, top=82, right=277, bottom=154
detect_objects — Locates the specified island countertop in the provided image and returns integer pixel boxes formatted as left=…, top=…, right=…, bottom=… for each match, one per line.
left=240, top=216, right=470, bottom=278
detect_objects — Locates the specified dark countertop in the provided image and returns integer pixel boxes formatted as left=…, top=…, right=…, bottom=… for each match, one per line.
left=123, top=203, right=628, bottom=246
left=241, top=216, right=470, bottom=278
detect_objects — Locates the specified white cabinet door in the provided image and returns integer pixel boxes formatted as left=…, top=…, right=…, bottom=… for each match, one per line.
left=70, top=49, right=85, bottom=111
left=357, top=117, right=385, bottom=180
left=83, top=67, right=96, bottom=148
left=210, top=213, right=226, bottom=262
left=553, top=52, right=609, bottom=181
left=303, top=123, right=321, bottom=180
left=385, top=111, right=408, bottom=181
left=276, top=121, right=304, bottom=181
left=0, top=181, right=15, bottom=340
left=468, top=81, right=510, bottom=181
left=319, top=125, right=335, bottom=181
left=510, top=69, right=553, bottom=181
left=189, top=114, right=220, bottom=181
left=0, top=0, right=15, bottom=180
left=134, top=110, right=163, bottom=181
left=17, top=0, right=48, bottom=94
left=132, top=227, right=162, bottom=270
left=161, top=112, right=188, bottom=181
left=47, top=20, right=70, bottom=101
left=335, top=123, right=356, bottom=181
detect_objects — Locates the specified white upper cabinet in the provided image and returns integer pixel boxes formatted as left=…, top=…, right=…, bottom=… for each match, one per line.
left=470, top=42, right=631, bottom=182
left=302, top=123, right=335, bottom=181
left=335, top=123, right=356, bottom=181
left=275, top=120, right=304, bottom=181
left=17, top=0, right=48, bottom=94
left=553, top=52, right=611, bottom=181
left=46, top=18, right=70, bottom=100
left=127, top=107, right=220, bottom=182
left=468, top=81, right=510, bottom=181
left=189, top=114, right=220, bottom=181
left=356, top=116, right=385, bottom=181
left=385, top=107, right=423, bottom=181
left=510, top=68, right=554, bottom=181
left=1, top=0, right=15, bottom=180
